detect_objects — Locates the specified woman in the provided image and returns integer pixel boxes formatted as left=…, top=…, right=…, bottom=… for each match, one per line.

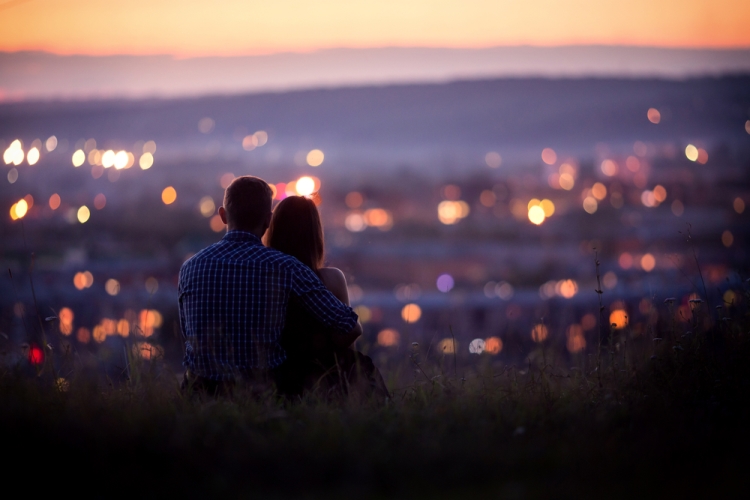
left=265, top=195, right=388, bottom=400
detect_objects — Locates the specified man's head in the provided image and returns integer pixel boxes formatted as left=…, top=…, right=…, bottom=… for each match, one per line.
left=218, top=176, right=273, bottom=236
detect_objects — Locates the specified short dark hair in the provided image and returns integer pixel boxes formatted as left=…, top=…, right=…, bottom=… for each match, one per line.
left=265, top=196, right=325, bottom=272
left=223, top=176, right=273, bottom=230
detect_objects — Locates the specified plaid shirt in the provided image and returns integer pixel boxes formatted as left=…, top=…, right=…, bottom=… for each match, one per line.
left=178, top=230, right=358, bottom=380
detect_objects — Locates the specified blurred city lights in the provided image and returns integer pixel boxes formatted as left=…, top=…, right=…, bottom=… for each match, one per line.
left=438, top=200, right=470, bottom=224
left=566, top=324, right=586, bottom=353
left=591, top=182, right=607, bottom=200
left=242, top=135, right=258, bottom=150
left=401, top=303, right=422, bottom=323
left=353, top=305, right=371, bottom=323
left=541, top=148, right=557, bottom=165
left=734, top=197, right=745, bottom=214
left=198, top=117, right=215, bottom=133
left=437, top=338, right=456, bottom=354
left=306, top=149, right=324, bottom=167
left=139, top=152, right=154, bottom=169
left=73, top=271, right=94, bottom=290
left=12, top=199, right=28, bottom=219
left=143, top=140, right=157, bottom=154
left=72, top=149, right=85, bottom=167
left=27, top=147, right=40, bottom=165
left=528, top=205, right=545, bottom=225
left=640, top=253, right=656, bottom=272
left=685, top=144, right=699, bottom=161
left=7, top=168, right=18, bottom=184
left=671, top=199, right=685, bottom=216
left=49, top=193, right=61, bottom=210
left=485, top=151, right=502, bottom=168
left=3, top=140, right=25, bottom=165
left=600, top=159, right=617, bottom=176
left=583, top=196, right=598, bottom=214
left=647, top=108, right=661, bottom=124
left=479, top=190, right=496, bottom=207
left=254, top=130, right=268, bottom=146
left=77, top=205, right=90, bottom=223
left=59, top=307, right=74, bottom=335
left=162, top=186, right=177, bottom=205
left=436, top=274, right=454, bottom=292
left=94, top=193, right=106, bottom=210
left=114, top=150, right=128, bottom=169
left=199, top=196, right=215, bottom=217
left=531, top=324, right=548, bottom=342
left=603, top=271, right=618, bottom=289
left=105, top=279, right=120, bottom=296
left=610, top=309, right=628, bottom=329
left=345, top=212, right=366, bottom=232
left=484, top=337, right=503, bottom=354
left=377, top=328, right=400, bottom=347
left=722, top=230, right=734, bottom=247
left=102, top=150, right=115, bottom=168
left=77, top=327, right=91, bottom=344
left=45, top=136, right=57, bottom=151
left=220, top=172, right=234, bottom=188
left=296, top=176, right=316, bottom=196
left=210, top=214, right=225, bottom=232
left=468, top=338, right=485, bottom=354
left=345, top=192, right=363, bottom=208
left=145, top=277, right=159, bottom=294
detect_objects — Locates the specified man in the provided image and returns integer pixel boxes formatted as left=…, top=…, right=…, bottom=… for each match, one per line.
left=178, top=176, right=361, bottom=394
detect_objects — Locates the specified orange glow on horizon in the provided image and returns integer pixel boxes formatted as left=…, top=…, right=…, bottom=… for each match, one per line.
left=0, top=1, right=748, bottom=57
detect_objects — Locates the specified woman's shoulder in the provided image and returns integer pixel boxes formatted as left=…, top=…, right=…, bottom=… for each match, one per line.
left=318, top=267, right=347, bottom=287
left=318, top=267, right=349, bottom=304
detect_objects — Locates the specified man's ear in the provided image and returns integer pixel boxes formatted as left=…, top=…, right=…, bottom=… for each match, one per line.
left=219, top=206, right=228, bottom=224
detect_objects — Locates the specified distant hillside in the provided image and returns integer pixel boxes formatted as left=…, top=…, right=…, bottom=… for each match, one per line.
left=1, top=46, right=750, bottom=101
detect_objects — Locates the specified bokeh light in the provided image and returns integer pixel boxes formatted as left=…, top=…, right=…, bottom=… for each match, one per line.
left=401, top=303, right=422, bottom=323
left=647, top=108, right=661, bottom=124
left=162, top=186, right=177, bottom=205
left=485, top=151, right=502, bottom=168
left=436, top=274, right=454, bottom=292
left=541, top=148, right=557, bottom=165
left=685, top=144, right=699, bottom=161
left=105, top=279, right=120, bottom=296
left=306, top=149, right=324, bottom=167
left=77, top=205, right=90, bottom=223
left=49, top=193, right=61, bottom=210
left=531, top=324, right=548, bottom=343
left=377, top=329, right=400, bottom=347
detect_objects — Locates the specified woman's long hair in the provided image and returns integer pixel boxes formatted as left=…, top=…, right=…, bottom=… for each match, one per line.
left=265, top=196, right=325, bottom=273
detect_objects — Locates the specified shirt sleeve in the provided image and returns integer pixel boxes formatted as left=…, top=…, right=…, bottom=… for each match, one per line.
left=290, top=263, right=358, bottom=335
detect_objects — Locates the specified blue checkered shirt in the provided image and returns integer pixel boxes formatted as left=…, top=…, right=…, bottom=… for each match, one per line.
left=178, top=230, right=358, bottom=380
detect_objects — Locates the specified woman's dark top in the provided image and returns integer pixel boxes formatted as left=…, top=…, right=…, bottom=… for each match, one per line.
left=278, top=295, right=388, bottom=399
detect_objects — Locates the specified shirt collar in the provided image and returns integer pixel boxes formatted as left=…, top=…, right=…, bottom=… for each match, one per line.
left=222, top=230, right=263, bottom=245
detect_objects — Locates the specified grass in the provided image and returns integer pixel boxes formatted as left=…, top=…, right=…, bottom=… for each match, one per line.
left=3, top=286, right=750, bottom=498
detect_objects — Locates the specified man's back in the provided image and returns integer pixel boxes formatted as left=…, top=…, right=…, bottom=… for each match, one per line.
left=179, top=230, right=357, bottom=381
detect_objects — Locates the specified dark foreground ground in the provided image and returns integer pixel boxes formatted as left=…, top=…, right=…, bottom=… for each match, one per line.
left=2, top=292, right=750, bottom=499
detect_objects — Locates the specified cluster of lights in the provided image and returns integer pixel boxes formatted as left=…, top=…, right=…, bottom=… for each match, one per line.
left=241, top=130, right=269, bottom=150
left=548, top=162, right=577, bottom=190
left=71, top=140, right=155, bottom=170
left=437, top=200, right=470, bottom=225
left=618, top=252, right=657, bottom=272
left=684, top=144, right=708, bottom=164
left=641, top=185, right=667, bottom=207
left=72, top=309, right=163, bottom=344
left=400, top=303, right=421, bottom=323
left=483, top=281, right=514, bottom=299
left=468, top=337, right=503, bottom=355
left=345, top=208, right=393, bottom=232
left=527, top=198, right=555, bottom=225
left=9, top=195, right=32, bottom=220
left=539, top=279, right=578, bottom=299
left=3, top=139, right=49, bottom=166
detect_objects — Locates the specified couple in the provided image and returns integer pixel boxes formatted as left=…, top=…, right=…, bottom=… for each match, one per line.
left=178, top=175, right=387, bottom=399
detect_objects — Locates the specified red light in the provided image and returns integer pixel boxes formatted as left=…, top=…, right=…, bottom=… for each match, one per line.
left=28, top=344, right=44, bottom=365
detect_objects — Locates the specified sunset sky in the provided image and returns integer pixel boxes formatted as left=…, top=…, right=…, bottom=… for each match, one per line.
left=1, top=0, right=749, bottom=57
